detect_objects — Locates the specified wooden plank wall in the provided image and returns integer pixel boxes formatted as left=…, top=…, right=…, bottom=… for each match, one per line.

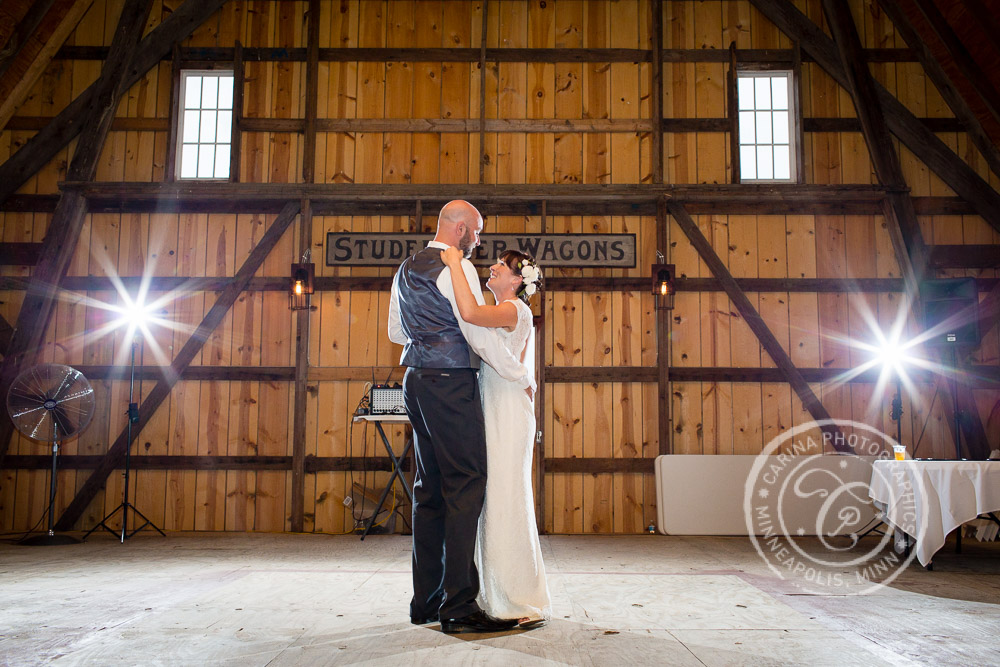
left=1, top=0, right=999, bottom=533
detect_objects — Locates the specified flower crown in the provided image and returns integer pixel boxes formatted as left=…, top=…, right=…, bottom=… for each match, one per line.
left=517, top=259, right=542, bottom=297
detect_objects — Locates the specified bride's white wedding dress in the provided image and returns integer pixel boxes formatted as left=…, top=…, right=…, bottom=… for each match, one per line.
left=475, top=298, right=552, bottom=622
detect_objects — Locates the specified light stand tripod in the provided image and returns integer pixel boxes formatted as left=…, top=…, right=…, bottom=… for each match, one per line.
left=85, top=338, right=164, bottom=542
left=890, top=375, right=903, bottom=450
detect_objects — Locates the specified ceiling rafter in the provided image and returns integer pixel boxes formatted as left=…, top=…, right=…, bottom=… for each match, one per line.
left=748, top=0, right=1000, bottom=233
left=0, top=0, right=230, bottom=206
left=876, top=0, right=1000, bottom=180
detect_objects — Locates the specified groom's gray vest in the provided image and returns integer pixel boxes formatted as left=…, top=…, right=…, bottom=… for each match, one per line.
left=395, top=247, right=481, bottom=369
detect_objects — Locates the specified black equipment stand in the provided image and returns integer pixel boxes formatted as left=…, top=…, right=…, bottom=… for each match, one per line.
left=84, top=339, right=165, bottom=542
left=352, top=414, right=413, bottom=540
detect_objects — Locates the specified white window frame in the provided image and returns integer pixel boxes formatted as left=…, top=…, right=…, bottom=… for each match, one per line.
left=736, top=70, right=798, bottom=183
left=175, top=70, right=235, bottom=181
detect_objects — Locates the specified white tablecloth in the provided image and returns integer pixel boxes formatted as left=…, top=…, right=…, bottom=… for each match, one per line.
left=869, top=460, right=1000, bottom=566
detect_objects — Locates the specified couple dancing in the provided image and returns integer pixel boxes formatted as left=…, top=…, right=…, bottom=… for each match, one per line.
left=387, top=200, right=551, bottom=633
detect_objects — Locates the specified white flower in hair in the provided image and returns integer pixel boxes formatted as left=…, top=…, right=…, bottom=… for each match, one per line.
left=521, top=263, right=540, bottom=284
left=524, top=282, right=537, bottom=296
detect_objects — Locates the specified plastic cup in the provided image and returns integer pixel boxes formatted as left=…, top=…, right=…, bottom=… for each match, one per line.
left=893, top=444, right=906, bottom=461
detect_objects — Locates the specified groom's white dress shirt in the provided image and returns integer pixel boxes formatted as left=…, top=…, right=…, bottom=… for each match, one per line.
left=388, top=241, right=535, bottom=392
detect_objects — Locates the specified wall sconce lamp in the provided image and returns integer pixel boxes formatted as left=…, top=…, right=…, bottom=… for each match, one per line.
left=290, top=263, right=315, bottom=311
left=652, top=263, right=675, bottom=311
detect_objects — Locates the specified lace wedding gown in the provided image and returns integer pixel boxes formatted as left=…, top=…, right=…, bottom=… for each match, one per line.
left=475, top=298, right=552, bottom=622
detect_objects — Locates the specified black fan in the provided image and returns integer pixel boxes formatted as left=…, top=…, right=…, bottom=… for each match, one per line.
left=6, top=364, right=95, bottom=545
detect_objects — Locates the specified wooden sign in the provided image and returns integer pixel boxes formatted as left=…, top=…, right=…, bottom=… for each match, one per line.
left=326, top=233, right=635, bottom=268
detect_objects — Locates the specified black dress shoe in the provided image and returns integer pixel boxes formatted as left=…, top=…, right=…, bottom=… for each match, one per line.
left=440, top=610, right=518, bottom=634
left=410, top=613, right=439, bottom=625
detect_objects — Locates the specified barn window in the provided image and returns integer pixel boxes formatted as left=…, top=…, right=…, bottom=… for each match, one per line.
left=737, top=71, right=796, bottom=182
left=176, top=71, right=234, bottom=179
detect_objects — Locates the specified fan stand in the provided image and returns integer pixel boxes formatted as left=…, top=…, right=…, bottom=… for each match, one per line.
left=20, top=419, right=80, bottom=546
left=83, top=339, right=164, bottom=542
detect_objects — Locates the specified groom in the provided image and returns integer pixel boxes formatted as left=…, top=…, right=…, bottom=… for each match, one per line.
left=388, top=200, right=535, bottom=633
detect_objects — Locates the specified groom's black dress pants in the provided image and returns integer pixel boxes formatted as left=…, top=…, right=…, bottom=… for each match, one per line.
left=403, top=366, right=487, bottom=621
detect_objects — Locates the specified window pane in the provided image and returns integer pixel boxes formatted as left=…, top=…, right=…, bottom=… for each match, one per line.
left=214, top=146, right=231, bottom=178
left=182, top=109, right=200, bottom=143
left=180, top=144, right=199, bottom=178
left=184, top=76, right=201, bottom=108
left=755, top=77, right=771, bottom=110
left=772, top=75, right=789, bottom=110
left=757, top=145, right=774, bottom=179
left=198, top=145, right=215, bottom=178
left=216, top=110, right=232, bottom=143
left=773, top=110, right=789, bottom=144
left=200, top=110, right=217, bottom=142
left=218, top=76, right=234, bottom=109
left=755, top=111, right=772, bottom=144
left=202, top=76, right=219, bottom=109
left=740, top=146, right=757, bottom=179
left=738, top=77, right=756, bottom=111
left=739, top=111, right=756, bottom=144
left=774, top=146, right=791, bottom=180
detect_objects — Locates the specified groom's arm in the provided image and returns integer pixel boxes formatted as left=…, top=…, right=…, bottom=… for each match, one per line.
left=437, top=260, right=536, bottom=392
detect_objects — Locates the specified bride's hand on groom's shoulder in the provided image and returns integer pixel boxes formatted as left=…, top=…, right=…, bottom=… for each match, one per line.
left=441, top=246, right=463, bottom=267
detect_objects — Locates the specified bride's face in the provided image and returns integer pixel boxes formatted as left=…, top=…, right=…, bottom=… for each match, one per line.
left=486, top=259, right=522, bottom=294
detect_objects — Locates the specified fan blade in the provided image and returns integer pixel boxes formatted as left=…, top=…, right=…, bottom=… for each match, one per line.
left=51, top=406, right=78, bottom=437
left=50, top=370, right=81, bottom=402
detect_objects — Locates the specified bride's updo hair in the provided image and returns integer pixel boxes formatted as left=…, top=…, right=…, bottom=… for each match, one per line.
left=499, top=250, right=543, bottom=305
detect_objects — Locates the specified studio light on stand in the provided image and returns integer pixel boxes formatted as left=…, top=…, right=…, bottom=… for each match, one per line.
left=84, top=296, right=165, bottom=542
left=876, top=339, right=907, bottom=456
left=652, top=263, right=676, bottom=311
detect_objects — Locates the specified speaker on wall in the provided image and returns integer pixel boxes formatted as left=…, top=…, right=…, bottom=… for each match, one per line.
left=920, top=278, right=980, bottom=347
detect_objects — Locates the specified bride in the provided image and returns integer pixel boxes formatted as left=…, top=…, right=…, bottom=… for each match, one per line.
left=441, top=246, right=552, bottom=626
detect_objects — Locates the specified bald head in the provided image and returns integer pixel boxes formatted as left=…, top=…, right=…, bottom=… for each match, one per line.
left=434, top=200, right=483, bottom=257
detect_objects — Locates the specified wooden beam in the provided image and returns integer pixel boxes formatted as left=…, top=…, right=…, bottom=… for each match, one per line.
left=2, top=113, right=950, bottom=134
left=54, top=202, right=301, bottom=531
left=0, top=312, right=12, bottom=356
left=3, top=191, right=980, bottom=217
left=290, top=199, right=312, bottom=532
left=656, top=197, right=670, bottom=455
left=728, top=43, right=739, bottom=184
left=55, top=45, right=918, bottom=64
left=821, top=0, right=925, bottom=294
left=2, top=454, right=657, bottom=476
left=928, top=245, right=1000, bottom=269
left=230, top=41, right=244, bottom=182
left=55, top=181, right=892, bottom=217
left=0, top=274, right=924, bottom=294
left=0, top=242, right=42, bottom=264
left=0, top=0, right=229, bottom=205
left=10, top=363, right=991, bottom=388
left=301, top=0, right=319, bottom=185
left=749, top=0, right=1000, bottom=233
left=0, top=0, right=155, bottom=469
left=0, top=0, right=91, bottom=132
left=667, top=200, right=847, bottom=449
left=478, top=0, right=488, bottom=185
left=911, top=0, right=1000, bottom=127
left=544, top=458, right=654, bottom=474
left=877, top=0, right=1000, bottom=179
left=0, top=0, right=58, bottom=79
left=651, top=0, right=663, bottom=185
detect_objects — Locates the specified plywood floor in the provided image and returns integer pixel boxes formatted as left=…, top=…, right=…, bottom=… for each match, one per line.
left=1, top=533, right=998, bottom=666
